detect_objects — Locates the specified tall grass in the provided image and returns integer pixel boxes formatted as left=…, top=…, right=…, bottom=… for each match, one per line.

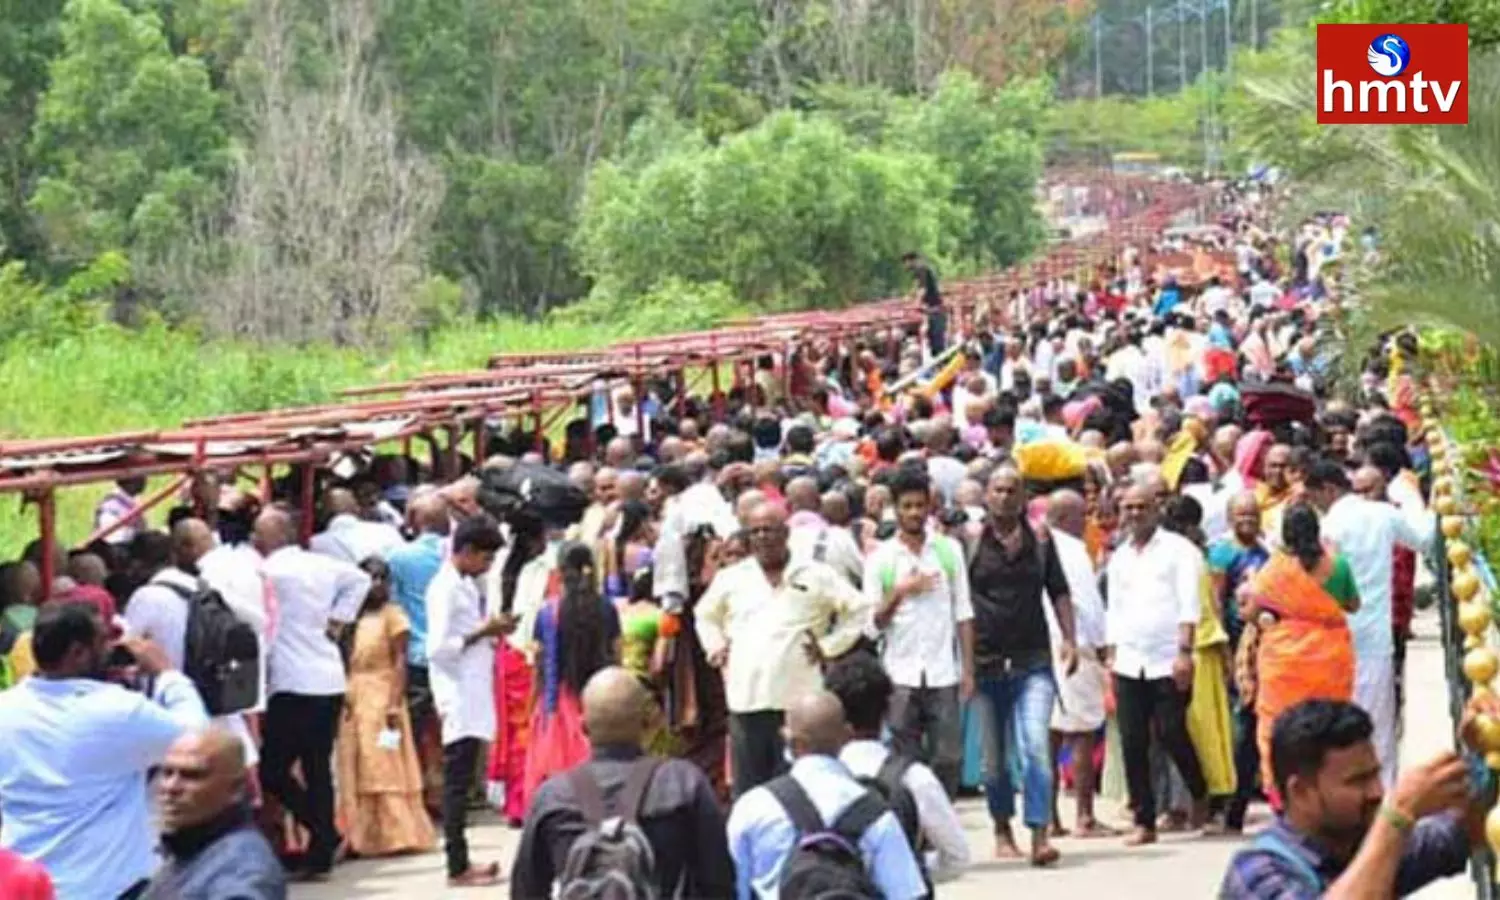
left=0, top=312, right=666, bottom=556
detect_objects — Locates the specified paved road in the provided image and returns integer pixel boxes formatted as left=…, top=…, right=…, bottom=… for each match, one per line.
left=297, top=610, right=1476, bottom=899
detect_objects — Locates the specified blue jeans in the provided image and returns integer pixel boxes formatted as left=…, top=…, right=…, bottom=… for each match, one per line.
left=978, top=663, right=1056, bottom=829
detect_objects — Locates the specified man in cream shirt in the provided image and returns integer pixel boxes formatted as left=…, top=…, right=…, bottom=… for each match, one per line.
left=696, top=501, right=871, bottom=799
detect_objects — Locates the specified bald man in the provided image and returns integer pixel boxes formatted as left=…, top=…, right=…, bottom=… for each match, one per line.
left=574, top=467, right=618, bottom=547
left=605, top=436, right=635, bottom=469
left=311, top=486, right=402, bottom=565
left=1044, top=490, right=1112, bottom=836
left=384, top=492, right=452, bottom=792
left=125, top=520, right=214, bottom=672
left=1105, top=483, right=1210, bottom=845
left=726, top=690, right=926, bottom=900
left=510, top=668, right=732, bottom=898
left=1352, top=464, right=1387, bottom=501
left=255, top=507, right=372, bottom=879
left=695, top=503, right=871, bottom=799
left=148, top=728, right=285, bottom=899
left=786, top=476, right=862, bottom=586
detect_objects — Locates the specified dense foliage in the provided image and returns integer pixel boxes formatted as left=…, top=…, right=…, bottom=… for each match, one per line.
left=0, top=0, right=1084, bottom=342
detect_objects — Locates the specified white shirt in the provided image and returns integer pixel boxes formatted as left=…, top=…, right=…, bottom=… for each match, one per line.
left=839, top=739, right=970, bottom=883
left=1052, top=530, right=1105, bottom=650
left=788, top=519, right=864, bottom=587
left=654, top=481, right=738, bottom=606
left=263, top=546, right=370, bottom=697
left=310, top=513, right=404, bottom=565
left=1200, top=285, right=1233, bottom=317
left=1104, top=528, right=1203, bottom=679
left=425, top=562, right=496, bottom=745
left=862, top=533, right=973, bottom=689
left=696, top=557, right=871, bottom=713
left=1321, top=493, right=1434, bottom=660
left=1183, top=480, right=1233, bottom=545
left=198, top=543, right=272, bottom=712
left=123, top=567, right=201, bottom=669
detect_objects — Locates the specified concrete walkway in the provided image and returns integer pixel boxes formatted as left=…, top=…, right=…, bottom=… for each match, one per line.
left=296, top=609, right=1478, bottom=899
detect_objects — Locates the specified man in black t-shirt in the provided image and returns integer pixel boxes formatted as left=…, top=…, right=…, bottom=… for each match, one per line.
left=903, top=252, right=946, bottom=358
left=967, top=465, right=1077, bottom=868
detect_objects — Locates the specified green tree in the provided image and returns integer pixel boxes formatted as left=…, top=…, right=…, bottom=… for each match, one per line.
left=1322, top=0, right=1500, bottom=48
left=0, top=0, right=67, bottom=266
left=27, top=0, right=228, bottom=270
left=891, top=71, right=1050, bottom=269
left=574, top=110, right=964, bottom=309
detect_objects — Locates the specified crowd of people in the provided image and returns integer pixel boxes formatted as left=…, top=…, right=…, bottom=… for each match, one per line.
left=0, top=180, right=1491, bottom=900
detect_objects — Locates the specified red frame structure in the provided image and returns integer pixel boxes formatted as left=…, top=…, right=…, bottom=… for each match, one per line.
left=0, top=174, right=1217, bottom=594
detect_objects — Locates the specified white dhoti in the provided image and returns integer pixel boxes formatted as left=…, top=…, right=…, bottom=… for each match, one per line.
left=1052, top=651, right=1108, bottom=734
left=1353, top=653, right=1398, bottom=788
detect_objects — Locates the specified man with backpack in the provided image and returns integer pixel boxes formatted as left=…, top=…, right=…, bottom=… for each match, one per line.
left=861, top=465, right=974, bottom=797
left=726, top=690, right=926, bottom=900
left=509, top=666, right=733, bottom=900
left=122, top=522, right=262, bottom=763
left=825, top=653, right=971, bottom=891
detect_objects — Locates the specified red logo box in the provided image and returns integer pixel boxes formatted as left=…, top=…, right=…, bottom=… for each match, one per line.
left=1316, top=23, right=1469, bottom=125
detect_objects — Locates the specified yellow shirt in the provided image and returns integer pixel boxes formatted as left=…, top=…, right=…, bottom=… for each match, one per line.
left=9, top=631, right=36, bottom=681
left=695, top=556, right=871, bottom=714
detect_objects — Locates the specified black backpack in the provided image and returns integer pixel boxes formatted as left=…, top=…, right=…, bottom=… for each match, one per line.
left=856, top=754, right=931, bottom=898
left=161, top=580, right=261, bottom=716
left=557, top=758, right=662, bottom=900
left=767, top=775, right=885, bottom=900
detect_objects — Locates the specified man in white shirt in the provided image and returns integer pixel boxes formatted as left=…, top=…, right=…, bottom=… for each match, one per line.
left=309, top=487, right=404, bottom=565
left=126, top=519, right=264, bottom=766
left=696, top=501, right=871, bottom=799
left=427, top=515, right=509, bottom=888
left=123, top=530, right=202, bottom=673
left=94, top=475, right=147, bottom=547
left=253, top=507, right=371, bottom=879
left=1105, top=480, right=1209, bottom=846
left=653, top=458, right=738, bottom=614
left=786, top=476, right=863, bottom=587
left=1045, top=490, right=1113, bottom=836
left=863, top=466, right=974, bottom=797
left=826, top=652, right=971, bottom=887
left=1304, top=458, right=1433, bottom=787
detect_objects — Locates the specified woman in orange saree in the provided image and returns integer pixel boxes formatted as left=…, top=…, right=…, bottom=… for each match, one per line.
left=1246, top=504, right=1359, bottom=804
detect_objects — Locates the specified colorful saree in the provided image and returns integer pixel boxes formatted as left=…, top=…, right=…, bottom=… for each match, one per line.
left=1186, top=572, right=1236, bottom=798
left=486, top=641, right=533, bottom=823
left=1249, top=551, right=1356, bottom=791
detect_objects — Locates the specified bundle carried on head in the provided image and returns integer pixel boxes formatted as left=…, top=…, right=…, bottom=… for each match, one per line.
left=477, top=462, right=589, bottom=531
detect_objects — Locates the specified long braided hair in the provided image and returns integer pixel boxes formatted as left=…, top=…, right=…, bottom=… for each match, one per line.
left=555, top=541, right=612, bottom=696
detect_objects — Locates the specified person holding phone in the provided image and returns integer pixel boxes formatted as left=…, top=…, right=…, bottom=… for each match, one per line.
left=426, top=515, right=511, bottom=888
left=0, top=603, right=208, bottom=900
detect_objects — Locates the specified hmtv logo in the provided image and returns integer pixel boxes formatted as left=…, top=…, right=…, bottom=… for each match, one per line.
left=1317, top=24, right=1469, bottom=124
